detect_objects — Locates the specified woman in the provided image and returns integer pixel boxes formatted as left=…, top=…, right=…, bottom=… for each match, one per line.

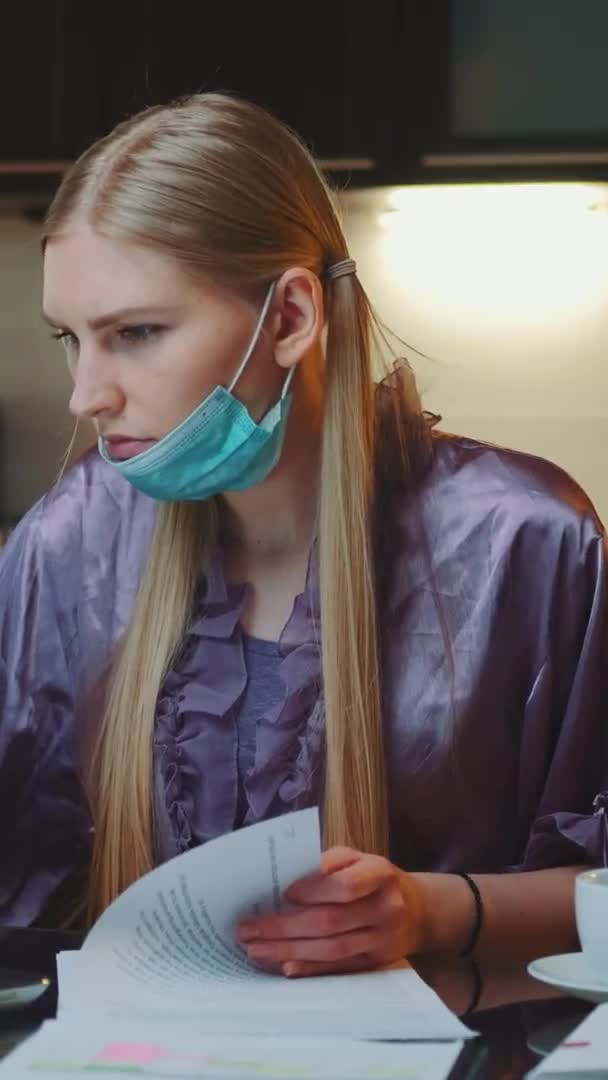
left=0, top=94, right=606, bottom=978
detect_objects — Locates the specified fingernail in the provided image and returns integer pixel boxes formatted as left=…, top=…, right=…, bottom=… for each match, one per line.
left=283, top=962, right=301, bottom=977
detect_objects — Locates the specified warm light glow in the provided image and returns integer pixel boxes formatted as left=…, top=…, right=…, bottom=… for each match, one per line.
left=377, top=183, right=608, bottom=325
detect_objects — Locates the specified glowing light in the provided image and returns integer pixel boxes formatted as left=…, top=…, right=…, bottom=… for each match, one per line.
left=376, top=183, right=608, bottom=325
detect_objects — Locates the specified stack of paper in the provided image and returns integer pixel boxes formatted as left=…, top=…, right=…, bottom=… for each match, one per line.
left=530, top=1003, right=608, bottom=1077
left=0, top=1021, right=467, bottom=1079
left=0, top=809, right=473, bottom=1078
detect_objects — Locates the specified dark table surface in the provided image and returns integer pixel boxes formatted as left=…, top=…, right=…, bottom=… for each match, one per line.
left=0, top=927, right=594, bottom=1078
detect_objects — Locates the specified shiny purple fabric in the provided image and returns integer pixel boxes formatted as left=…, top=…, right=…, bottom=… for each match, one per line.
left=0, top=434, right=607, bottom=926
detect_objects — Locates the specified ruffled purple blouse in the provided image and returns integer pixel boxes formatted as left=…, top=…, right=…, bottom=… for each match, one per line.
left=1, top=433, right=607, bottom=926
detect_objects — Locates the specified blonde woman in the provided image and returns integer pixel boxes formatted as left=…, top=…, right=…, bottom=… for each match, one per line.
left=1, top=94, right=606, bottom=977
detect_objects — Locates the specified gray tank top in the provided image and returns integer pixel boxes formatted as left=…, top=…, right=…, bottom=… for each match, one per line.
left=234, top=633, right=284, bottom=827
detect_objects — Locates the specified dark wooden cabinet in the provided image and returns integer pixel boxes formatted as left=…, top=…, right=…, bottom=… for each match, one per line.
left=394, top=0, right=608, bottom=184
left=4, top=0, right=608, bottom=191
left=188, top=1, right=398, bottom=170
left=1, top=7, right=59, bottom=161
left=92, top=0, right=402, bottom=176
left=0, top=0, right=402, bottom=188
left=1, top=5, right=100, bottom=163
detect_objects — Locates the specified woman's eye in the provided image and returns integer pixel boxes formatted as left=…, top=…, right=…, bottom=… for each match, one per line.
left=49, top=324, right=164, bottom=353
left=117, top=324, right=164, bottom=344
left=51, top=330, right=77, bottom=349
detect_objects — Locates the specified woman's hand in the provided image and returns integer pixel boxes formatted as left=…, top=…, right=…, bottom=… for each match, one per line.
left=237, top=846, right=427, bottom=978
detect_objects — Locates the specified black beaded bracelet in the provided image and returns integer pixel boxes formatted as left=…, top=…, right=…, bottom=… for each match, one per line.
left=457, top=872, right=484, bottom=958
left=462, top=958, right=482, bottom=1017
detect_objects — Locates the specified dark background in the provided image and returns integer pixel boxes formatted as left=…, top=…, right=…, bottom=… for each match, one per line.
left=3, top=0, right=608, bottom=194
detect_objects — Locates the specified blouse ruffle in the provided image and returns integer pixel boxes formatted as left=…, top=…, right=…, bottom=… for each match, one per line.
left=153, top=544, right=324, bottom=855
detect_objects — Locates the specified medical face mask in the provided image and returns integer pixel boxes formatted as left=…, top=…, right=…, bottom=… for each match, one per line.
left=98, top=283, right=294, bottom=501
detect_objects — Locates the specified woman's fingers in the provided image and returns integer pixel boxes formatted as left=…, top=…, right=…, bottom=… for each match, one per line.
left=247, top=926, right=381, bottom=966
left=236, top=848, right=422, bottom=978
left=239, top=887, right=395, bottom=944
left=281, top=954, right=375, bottom=979
left=285, top=852, right=395, bottom=905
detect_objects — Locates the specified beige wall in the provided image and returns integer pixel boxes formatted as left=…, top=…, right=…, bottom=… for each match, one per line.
left=0, top=208, right=91, bottom=520
left=341, top=182, right=608, bottom=521
left=0, top=181, right=607, bottom=521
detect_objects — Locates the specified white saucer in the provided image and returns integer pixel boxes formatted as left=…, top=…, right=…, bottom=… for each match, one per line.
left=0, top=980, right=49, bottom=1011
left=528, top=952, right=608, bottom=1003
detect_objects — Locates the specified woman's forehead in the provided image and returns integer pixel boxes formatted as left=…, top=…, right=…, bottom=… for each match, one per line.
left=42, top=227, right=208, bottom=326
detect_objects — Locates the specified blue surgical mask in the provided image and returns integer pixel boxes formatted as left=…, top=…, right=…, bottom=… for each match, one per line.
left=98, top=283, right=294, bottom=501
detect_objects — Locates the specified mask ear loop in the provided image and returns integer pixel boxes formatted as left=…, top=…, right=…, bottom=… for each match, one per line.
left=280, top=364, right=296, bottom=398
left=228, top=282, right=277, bottom=395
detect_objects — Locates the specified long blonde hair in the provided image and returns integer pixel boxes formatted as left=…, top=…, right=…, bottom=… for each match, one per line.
left=43, top=93, right=427, bottom=921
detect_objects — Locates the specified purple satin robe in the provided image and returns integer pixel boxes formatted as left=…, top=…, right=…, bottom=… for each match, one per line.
left=1, top=432, right=606, bottom=925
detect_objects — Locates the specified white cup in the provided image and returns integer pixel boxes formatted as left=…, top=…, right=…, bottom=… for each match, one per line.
left=575, top=868, right=608, bottom=983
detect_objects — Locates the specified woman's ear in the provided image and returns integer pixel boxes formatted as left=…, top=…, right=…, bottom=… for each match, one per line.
left=271, top=268, right=325, bottom=370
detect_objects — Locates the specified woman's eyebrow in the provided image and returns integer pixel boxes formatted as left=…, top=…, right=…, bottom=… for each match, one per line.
left=42, top=304, right=183, bottom=330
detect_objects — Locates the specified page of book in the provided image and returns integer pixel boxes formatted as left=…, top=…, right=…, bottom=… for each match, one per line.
left=0, top=1018, right=466, bottom=1080
left=81, top=808, right=323, bottom=996
left=56, top=808, right=472, bottom=1041
left=531, top=1003, right=608, bottom=1076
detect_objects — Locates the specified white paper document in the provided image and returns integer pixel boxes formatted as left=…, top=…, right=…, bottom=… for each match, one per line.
left=74, top=806, right=323, bottom=999
left=0, top=1018, right=465, bottom=1080
left=53, top=808, right=470, bottom=1041
left=530, top=1003, right=608, bottom=1076
left=52, top=807, right=470, bottom=1041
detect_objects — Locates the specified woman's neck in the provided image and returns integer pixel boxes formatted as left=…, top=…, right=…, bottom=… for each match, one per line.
left=218, top=357, right=323, bottom=563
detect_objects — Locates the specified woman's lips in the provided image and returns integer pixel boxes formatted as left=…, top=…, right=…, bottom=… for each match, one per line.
left=104, top=437, right=157, bottom=461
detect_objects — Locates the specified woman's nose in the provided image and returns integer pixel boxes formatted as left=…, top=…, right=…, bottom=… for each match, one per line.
left=68, top=352, right=125, bottom=421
